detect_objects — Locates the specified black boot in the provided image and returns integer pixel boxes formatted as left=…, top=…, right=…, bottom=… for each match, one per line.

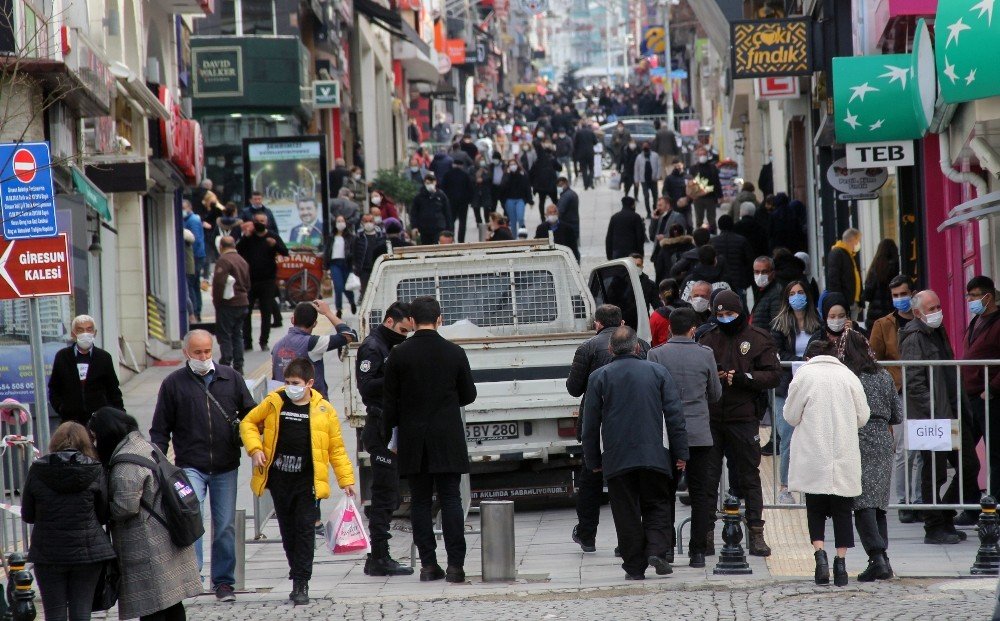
left=883, top=553, right=894, bottom=579
left=748, top=525, right=771, bottom=557
left=857, top=549, right=891, bottom=582
left=290, top=579, right=309, bottom=605
left=705, top=531, right=716, bottom=556
left=814, top=550, right=830, bottom=585
left=833, top=556, right=848, bottom=587
left=368, top=541, right=415, bottom=576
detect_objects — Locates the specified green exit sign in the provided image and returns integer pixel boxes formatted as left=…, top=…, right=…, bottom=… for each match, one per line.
left=313, top=80, right=340, bottom=108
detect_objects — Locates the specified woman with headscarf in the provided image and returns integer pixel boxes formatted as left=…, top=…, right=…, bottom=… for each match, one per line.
left=784, top=339, right=871, bottom=587
left=810, top=292, right=866, bottom=345
left=837, top=329, right=901, bottom=582
left=88, top=407, right=201, bottom=621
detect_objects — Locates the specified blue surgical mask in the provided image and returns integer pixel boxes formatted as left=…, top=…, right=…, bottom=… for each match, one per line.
left=717, top=315, right=737, bottom=324
left=788, top=293, right=808, bottom=311
left=969, top=295, right=989, bottom=315
left=892, top=297, right=911, bottom=313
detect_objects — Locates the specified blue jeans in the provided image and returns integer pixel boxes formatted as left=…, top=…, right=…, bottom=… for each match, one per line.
left=504, top=199, right=526, bottom=232
left=184, top=467, right=238, bottom=588
left=329, top=259, right=356, bottom=312
left=774, top=395, right=793, bottom=486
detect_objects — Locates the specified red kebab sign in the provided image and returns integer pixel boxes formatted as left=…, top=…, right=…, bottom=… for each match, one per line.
left=0, top=233, right=72, bottom=300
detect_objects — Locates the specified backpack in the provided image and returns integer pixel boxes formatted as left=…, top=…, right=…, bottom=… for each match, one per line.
left=111, top=446, right=205, bottom=548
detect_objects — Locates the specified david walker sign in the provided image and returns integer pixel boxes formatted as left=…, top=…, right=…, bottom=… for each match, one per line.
left=192, top=46, right=243, bottom=98
left=731, top=18, right=813, bottom=79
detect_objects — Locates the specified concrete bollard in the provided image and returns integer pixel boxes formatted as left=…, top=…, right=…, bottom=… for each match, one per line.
left=480, top=501, right=515, bottom=582
left=235, top=509, right=246, bottom=590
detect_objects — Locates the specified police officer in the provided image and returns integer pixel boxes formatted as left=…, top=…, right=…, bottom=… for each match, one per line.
left=357, top=302, right=415, bottom=576
left=272, top=300, right=357, bottom=399
left=565, top=304, right=650, bottom=553
left=698, top=289, right=781, bottom=557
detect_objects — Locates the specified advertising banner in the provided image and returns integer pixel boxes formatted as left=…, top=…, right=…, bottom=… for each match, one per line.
left=242, top=137, right=329, bottom=252
left=730, top=18, right=813, bottom=79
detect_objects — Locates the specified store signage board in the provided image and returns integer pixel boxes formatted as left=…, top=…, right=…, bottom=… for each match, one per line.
left=845, top=140, right=915, bottom=168
left=730, top=18, right=813, bottom=79
left=755, top=76, right=798, bottom=100
left=935, top=1, right=1000, bottom=104
left=0, top=142, right=57, bottom=240
left=0, top=233, right=72, bottom=299
left=826, top=157, right=889, bottom=195
left=192, top=46, right=243, bottom=98
left=313, top=80, right=341, bottom=108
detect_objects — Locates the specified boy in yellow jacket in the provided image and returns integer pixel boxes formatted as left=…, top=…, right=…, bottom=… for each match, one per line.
left=241, top=357, right=355, bottom=605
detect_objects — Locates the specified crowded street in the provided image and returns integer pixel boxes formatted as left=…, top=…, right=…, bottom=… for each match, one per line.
left=2, top=1, right=1000, bottom=620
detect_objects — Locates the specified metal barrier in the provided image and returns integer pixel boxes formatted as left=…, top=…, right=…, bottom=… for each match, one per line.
left=244, top=376, right=277, bottom=541
left=764, top=358, right=998, bottom=512
left=1, top=403, right=36, bottom=555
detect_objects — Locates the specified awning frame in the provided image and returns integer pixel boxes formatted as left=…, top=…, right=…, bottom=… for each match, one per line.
left=937, top=190, right=1000, bottom=231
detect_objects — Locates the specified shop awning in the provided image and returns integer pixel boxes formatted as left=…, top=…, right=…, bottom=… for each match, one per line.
left=355, top=0, right=406, bottom=37
left=937, top=190, right=1000, bottom=231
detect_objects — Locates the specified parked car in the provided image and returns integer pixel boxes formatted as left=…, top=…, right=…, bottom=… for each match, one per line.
left=599, top=118, right=658, bottom=168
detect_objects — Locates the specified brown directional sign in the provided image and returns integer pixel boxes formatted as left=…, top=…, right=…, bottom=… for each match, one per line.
left=731, top=18, right=813, bottom=79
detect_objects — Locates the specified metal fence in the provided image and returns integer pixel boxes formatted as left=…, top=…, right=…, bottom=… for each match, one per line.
left=763, top=358, right=997, bottom=512
left=1, top=403, right=36, bottom=555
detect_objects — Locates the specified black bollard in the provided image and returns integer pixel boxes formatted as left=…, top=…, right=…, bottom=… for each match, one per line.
left=713, top=496, right=752, bottom=575
left=972, top=496, right=1000, bottom=576
left=8, top=571, right=34, bottom=621
left=3, top=553, right=27, bottom=616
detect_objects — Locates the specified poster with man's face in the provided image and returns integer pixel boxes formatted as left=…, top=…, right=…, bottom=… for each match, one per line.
left=243, top=137, right=328, bottom=251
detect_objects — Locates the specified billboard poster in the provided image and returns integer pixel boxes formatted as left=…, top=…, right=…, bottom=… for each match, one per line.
left=242, top=136, right=329, bottom=252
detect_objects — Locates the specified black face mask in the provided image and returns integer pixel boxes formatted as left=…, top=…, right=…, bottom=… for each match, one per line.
left=253, top=222, right=267, bottom=234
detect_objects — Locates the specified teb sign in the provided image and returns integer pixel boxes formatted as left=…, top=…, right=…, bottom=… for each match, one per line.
left=731, top=18, right=813, bottom=79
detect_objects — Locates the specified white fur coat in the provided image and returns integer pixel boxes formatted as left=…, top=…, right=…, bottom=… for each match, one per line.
left=783, top=355, right=871, bottom=497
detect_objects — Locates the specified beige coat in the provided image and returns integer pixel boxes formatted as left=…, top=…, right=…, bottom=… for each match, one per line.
left=783, top=356, right=871, bottom=498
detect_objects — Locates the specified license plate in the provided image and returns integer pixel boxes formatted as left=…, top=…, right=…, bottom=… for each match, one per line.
left=466, top=422, right=519, bottom=442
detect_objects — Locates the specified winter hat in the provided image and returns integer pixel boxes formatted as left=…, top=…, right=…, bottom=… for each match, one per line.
left=713, top=290, right=742, bottom=314
left=384, top=218, right=403, bottom=234
left=821, top=292, right=850, bottom=319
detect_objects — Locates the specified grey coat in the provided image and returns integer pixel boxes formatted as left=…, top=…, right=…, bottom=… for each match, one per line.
left=109, top=432, right=201, bottom=619
left=898, top=319, right=963, bottom=420
left=647, top=337, right=722, bottom=447
left=582, top=355, right=689, bottom=479
left=855, top=370, right=903, bottom=510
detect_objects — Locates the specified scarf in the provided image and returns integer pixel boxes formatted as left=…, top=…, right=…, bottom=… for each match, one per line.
left=832, top=240, right=861, bottom=303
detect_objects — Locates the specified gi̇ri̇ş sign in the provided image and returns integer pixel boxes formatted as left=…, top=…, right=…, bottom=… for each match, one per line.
left=0, top=142, right=57, bottom=240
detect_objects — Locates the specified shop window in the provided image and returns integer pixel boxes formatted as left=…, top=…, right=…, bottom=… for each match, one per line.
left=242, top=0, right=276, bottom=35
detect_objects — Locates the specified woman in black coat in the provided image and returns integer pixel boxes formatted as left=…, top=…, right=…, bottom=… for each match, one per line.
left=21, top=421, right=117, bottom=621
left=860, top=239, right=900, bottom=326
left=499, top=160, right=534, bottom=233
left=529, top=147, right=561, bottom=220
left=619, top=141, right=640, bottom=199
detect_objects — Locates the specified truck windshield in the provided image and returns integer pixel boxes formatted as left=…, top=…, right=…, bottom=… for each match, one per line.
left=397, top=270, right=558, bottom=328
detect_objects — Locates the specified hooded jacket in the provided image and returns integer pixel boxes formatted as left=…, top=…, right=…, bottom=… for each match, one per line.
left=21, top=450, right=116, bottom=564
left=241, top=388, right=356, bottom=498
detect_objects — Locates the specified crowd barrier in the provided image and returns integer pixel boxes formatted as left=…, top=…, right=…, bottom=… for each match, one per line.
left=0, top=405, right=35, bottom=555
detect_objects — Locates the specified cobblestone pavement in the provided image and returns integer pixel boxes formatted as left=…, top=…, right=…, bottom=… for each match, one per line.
left=184, top=579, right=994, bottom=620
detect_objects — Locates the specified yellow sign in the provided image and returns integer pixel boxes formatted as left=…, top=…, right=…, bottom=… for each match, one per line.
left=644, top=27, right=665, bottom=54
left=731, top=18, right=812, bottom=79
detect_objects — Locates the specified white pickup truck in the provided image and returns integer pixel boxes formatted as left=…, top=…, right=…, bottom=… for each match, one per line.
left=342, top=238, right=650, bottom=505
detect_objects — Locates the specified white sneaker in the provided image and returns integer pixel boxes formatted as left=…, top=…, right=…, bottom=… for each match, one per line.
left=778, top=490, right=796, bottom=505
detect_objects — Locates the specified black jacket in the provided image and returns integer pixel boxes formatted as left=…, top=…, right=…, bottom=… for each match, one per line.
left=500, top=171, right=534, bottom=203
left=150, top=364, right=256, bottom=474
left=236, top=232, right=289, bottom=281
left=683, top=260, right=726, bottom=289
left=442, top=167, right=475, bottom=207
left=710, top=231, right=755, bottom=290
left=329, top=166, right=349, bottom=198
left=825, top=245, right=861, bottom=305
left=768, top=204, right=805, bottom=253
left=352, top=231, right=387, bottom=275
left=750, top=280, right=783, bottom=329
left=733, top=215, right=769, bottom=258
left=556, top=188, right=580, bottom=230
left=619, top=146, right=640, bottom=183
left=572, top=127, right=597, bottom=161
left=529, top=151, right=560, bottom=195
left=582, top=355, right=689, bottom=479
left=605, top=208, right=646, bottom=259
left=662, top=170, right=688, bottom=205
left=535, top=221, right=575, bottom=247
left=357, top=325, right=407, bottom=452
left=383, top=330, right=477, bottom=476
left=861, top=265, right=898, bottom=326
left=410, top=187, right=451, bottom=233
left=698, top=319, right=781, bottom=423
left=48, top=345, right=123, bottom=425
left=21, top=450, right=116, bottom=564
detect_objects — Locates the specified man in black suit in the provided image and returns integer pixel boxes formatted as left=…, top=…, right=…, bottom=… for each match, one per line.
left=382, top=296, right=477, bottom=584
left=48, top=314, right=123, bottom=425
left=605, top=196, right=646, bottom=260
left=572, top=120, right=598, bottom=190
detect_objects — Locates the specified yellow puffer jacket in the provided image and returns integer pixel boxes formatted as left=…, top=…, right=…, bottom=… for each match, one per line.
left=240, top=388, right=355, bottom=498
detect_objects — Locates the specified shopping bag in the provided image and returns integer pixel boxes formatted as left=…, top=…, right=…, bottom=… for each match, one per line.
left=608, top=172, right=621, bottom=190
left=345, top=273, right=362, bottom=292
left=325, top=495, right=371, bottom=554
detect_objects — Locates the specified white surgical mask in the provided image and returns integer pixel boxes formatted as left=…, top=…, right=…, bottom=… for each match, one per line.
left=690, top=297, right=710, bottom=313
left=371, top=195, right=382, bottom=206
left=336, top=221, right=346, bottom=231
left=508, top=165, right=518, bottom=173
left=754, top=274, right=770, bottom=289
left=425, top=183, right=436, bottom=192
left=373, top=216, right=383, bottom=225
left=698, top=156, right=708, bottom=164
left=285, top=385, right=307, bottom=401
left=853, top=243, right=861, bottom=253
left=923, top=310, right=944, bottom=329
left=76, top=333, right=95, bottom=350
left=352, top=173, right=361, bottom=181
left=188, top=358, right=215, bottom=376
left=363, top=222, right=376, bottom=233
left=410, top=166, right=419, bottom=173
left=827, top=318, right=847, bottom=333
left=546, top=215, right=558, bottom=224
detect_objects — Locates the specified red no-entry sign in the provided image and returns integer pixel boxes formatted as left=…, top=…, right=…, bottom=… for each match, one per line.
left=0, top=233, right=72, bottom=299
left=12, top=148, right=37, bottom=184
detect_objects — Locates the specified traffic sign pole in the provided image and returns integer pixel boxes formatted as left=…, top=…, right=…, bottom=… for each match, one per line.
left=28, top=297, right=51, bottom=448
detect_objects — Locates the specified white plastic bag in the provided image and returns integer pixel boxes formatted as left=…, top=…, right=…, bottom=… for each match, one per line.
left=345, top=273, right=362, bottom=292
left=325, top=496, right=370, bottom=554
left=222, top=274, right=236, bottom=300
left=608, top=172, right=621, bottom=190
